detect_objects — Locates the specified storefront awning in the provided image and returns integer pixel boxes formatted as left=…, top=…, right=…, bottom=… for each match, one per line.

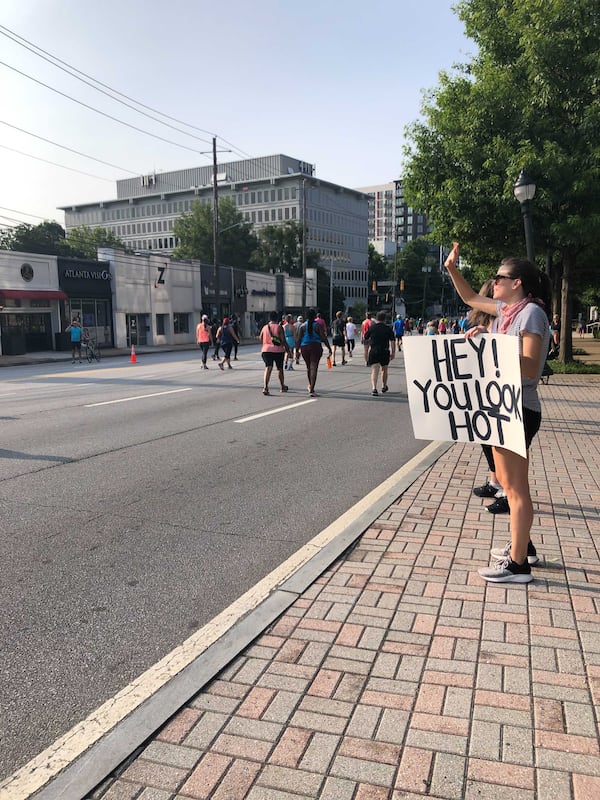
left=0, top=289, right=68, bottom=301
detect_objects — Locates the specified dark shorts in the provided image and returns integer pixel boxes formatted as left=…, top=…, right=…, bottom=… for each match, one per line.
left=523, top=407, right=542, bottom=449
left=262, top=351, right=284, bottom=369
left=368, top=349, right=390, bottom=367
left=332, top=335, right=344, bottom=346
left=301, top=342, right=323, bottom=366
left=72, top=341, right=81, bottom=352
left=222, top=343, right=233, bottom=359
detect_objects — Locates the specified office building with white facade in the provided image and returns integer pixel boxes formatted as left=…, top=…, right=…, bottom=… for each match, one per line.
left=60, top=155, right=370, bottom=310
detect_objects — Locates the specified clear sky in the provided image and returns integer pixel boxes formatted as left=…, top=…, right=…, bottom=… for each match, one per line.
left=0, top=0, right=474, bottom=228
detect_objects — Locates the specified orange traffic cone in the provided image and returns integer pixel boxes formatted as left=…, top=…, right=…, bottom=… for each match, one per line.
left=130, top=344, right=137, bottom=363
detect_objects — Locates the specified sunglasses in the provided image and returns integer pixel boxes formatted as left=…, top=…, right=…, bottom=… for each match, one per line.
left=493, top=274, right=514, bottom=283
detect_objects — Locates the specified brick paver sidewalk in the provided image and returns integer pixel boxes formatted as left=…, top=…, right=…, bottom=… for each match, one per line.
left=94, top=376, right=600, bottom=800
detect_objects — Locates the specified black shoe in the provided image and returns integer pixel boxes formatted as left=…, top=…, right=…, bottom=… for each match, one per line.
left=473, top=481, right=500, bottom=498
left=478, top=556, right=532, bottom=583
left=381, top=385, right=389, bottom=393
left=490, top=540, right=539, bottom=565
left=487, top=496, right=510, bottom=514
left=371, top=388, right=378, bottom=396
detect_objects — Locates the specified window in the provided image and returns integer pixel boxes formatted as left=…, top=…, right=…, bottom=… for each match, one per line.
left=257, top=191, right=262, bottom=202
left=251, top=192, right=256, bottom=203
left=173, top=313, right=189, bottom=334
left=156, top=314, right=167, bottom=335
left=258, top=210, right=263, bottom=222
left=277, top=189, right=282, bottom=201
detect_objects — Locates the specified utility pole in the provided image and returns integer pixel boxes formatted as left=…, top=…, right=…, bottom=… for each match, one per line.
left=328, top=257, right=334, bottom=324
left=212, top=136, right=219, bottom=318
left=301, top=178, right=307, bottom=312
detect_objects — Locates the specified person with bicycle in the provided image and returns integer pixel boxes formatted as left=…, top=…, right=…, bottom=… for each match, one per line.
left=66, top=318, right=83, bottom=364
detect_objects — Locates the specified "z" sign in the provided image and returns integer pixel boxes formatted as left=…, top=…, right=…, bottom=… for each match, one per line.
left=154, top=265, right=167, bottom=288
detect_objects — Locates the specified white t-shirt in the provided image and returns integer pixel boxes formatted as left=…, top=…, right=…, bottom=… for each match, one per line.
left=345, top=322, right=356, bottom=340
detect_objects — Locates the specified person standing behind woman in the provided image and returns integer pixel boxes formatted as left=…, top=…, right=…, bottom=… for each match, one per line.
left=469, top=281, right=509, bottom=515
left=196, top=314, right=214, bottom=369
left=296, top=308, right=332, bottom=397
left=331, top=310, right=347, bottom=365
left=345, top=316, right=356, bottom=358
left=444, top=245, right=550, bottom=584
left=259, top=310, right=289, bottom=395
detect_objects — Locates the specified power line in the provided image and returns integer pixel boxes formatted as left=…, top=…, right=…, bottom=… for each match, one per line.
left=0, top=143, right=114, bottom=182
left=0, top=23, right=254, bottom=161
left=0, top=205, right=53, bottom=220
left=0, top=27, right=218, bottom=149
left=0, top=120, right=141, bottom=175
left=0, top=59, right=209, bottom=156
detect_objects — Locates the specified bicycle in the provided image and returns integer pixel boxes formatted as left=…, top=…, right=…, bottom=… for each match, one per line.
left=85, top=339, right=102, bottom=363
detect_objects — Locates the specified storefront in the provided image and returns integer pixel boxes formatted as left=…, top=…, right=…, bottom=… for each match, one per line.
left=57, top=258, right=114, bottom=348
left=0, top=252, right=66, bottom=355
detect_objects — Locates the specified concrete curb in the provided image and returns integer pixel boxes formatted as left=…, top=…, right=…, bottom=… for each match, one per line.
left=10, top=441, right=450, bottom=800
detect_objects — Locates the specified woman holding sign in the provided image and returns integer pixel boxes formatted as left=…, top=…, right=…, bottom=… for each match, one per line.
left=444, top=245, right=550, bottom=584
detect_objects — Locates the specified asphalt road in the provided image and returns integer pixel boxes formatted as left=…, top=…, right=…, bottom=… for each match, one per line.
left=0, top=344, right=425, bottom=781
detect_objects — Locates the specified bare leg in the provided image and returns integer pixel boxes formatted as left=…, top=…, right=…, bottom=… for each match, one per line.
left=492, top=446, right=532, bottom=564
left=371, top=364, right=380, bottom=391
left=263, top=364, right=273, bottom=391
left=309, top=363, right=319, bottom=393
left=382, top=364, right=388, bottom=388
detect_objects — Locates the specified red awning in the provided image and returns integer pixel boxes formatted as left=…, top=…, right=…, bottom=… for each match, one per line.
left=0, top=289, right=68, bottom=301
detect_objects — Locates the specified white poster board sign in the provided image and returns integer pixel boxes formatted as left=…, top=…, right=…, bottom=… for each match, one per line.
left=404, top=334, right=526, bottom=458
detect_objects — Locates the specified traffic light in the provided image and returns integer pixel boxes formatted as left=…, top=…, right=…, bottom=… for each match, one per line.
left=372, top=280, right=377, bottom=292
left=400, top=279, right=405, bottom=292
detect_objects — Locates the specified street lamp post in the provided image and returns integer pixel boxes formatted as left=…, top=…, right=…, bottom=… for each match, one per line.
left=421, top=265, right=432, bottom=319
left=513, top=169, right=536, bottom=263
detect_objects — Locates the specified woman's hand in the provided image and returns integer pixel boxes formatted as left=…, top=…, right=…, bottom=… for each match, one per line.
left=464, top=325, right=487, bottom=339
left=444, top=242, right=460, bottom=269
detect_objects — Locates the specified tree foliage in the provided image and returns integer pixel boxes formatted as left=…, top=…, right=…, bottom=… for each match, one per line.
left=368, top=243, right=390, bottom=284
left=0, top=221, right=125, bottom=259
left=64, top=226, right=127, bottom=259
left=1, top=221, right=67, bottom=255
left=173, top=197, right=257, bottom=268
left=250, top=221, right=304, bottom=276
left=403, top=0, right=600, bottom=360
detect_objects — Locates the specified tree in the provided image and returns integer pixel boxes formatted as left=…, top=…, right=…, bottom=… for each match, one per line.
left=250, top=221, right=304, bottom=276
left=0, top=221, right=67, bottom=255
left=403, top=0, right=600, bottom=361
left=397, top=240, right=443, bottom=319
left=368, top=243, right=389, bottom=286
left=0, top=221, right=126, bottom=259
left=173, top=197, right=257, bottom=268
left=65, top=226, right=126, bottom=259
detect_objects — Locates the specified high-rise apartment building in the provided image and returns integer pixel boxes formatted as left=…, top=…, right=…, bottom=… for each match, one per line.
left=60, top=155, right=370, bottom=308
left=356, top=180, right=432, bottom=257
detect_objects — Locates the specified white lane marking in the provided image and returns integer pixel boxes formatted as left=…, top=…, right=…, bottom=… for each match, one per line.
left=0, top=440, right=443, bottom=800
left=235, top=398, right=317, bottom=423
left=85, top=388, right=192, bottom=407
